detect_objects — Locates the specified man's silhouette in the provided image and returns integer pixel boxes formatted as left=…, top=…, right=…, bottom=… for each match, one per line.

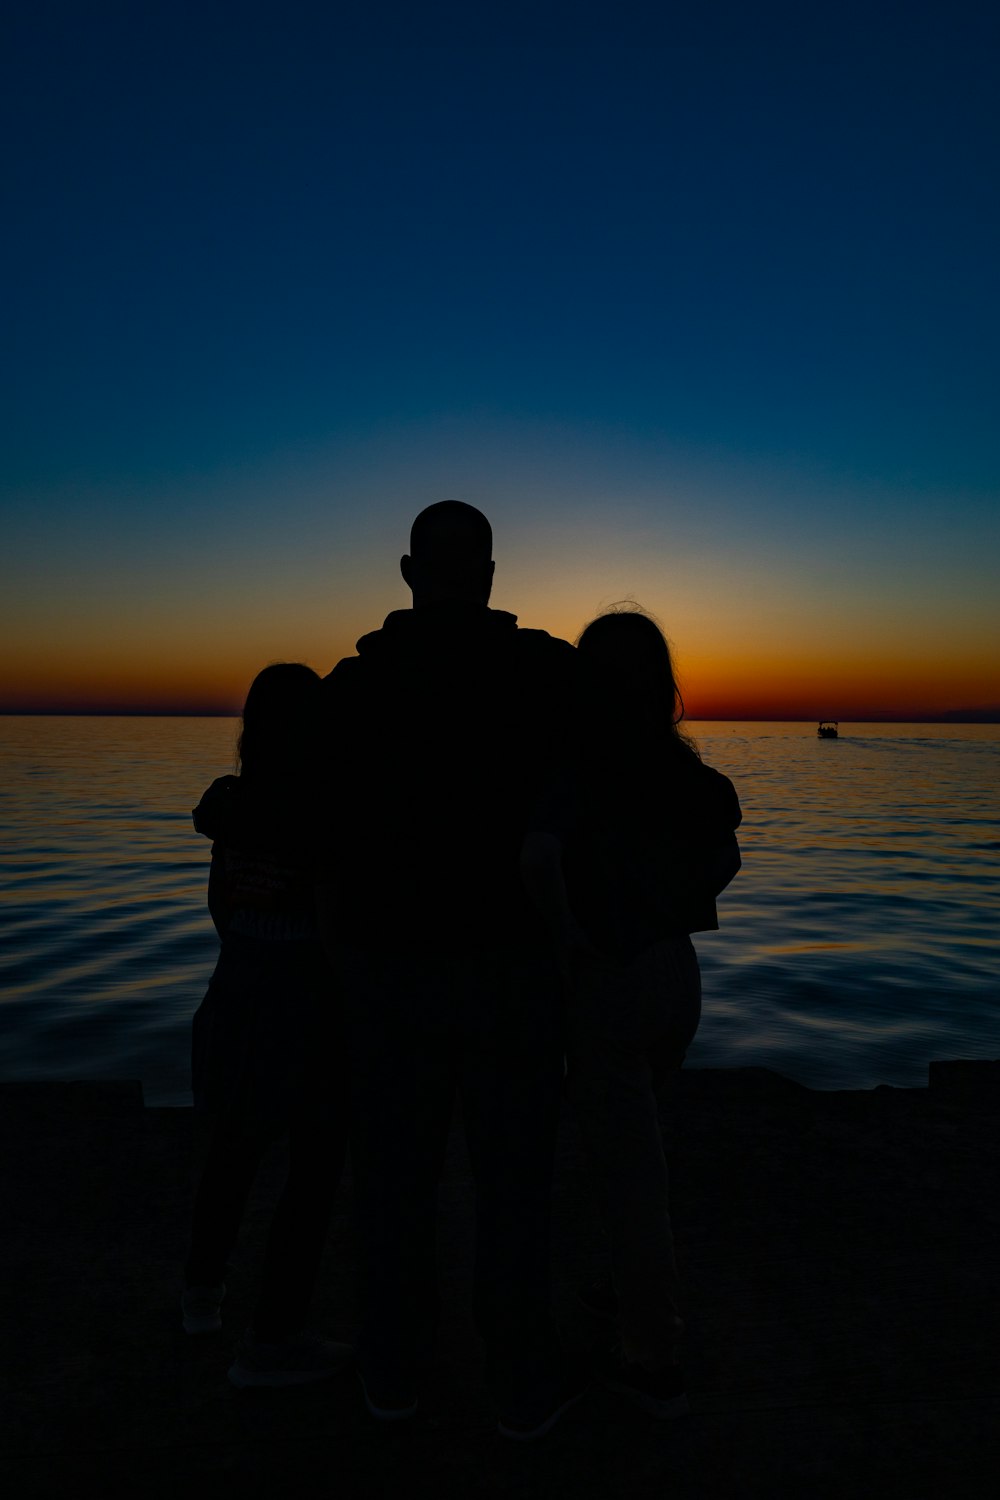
left=321, top=501, right=581, bottom=1437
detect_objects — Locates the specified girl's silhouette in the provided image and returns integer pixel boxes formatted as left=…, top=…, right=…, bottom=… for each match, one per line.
left=522, top=607, right=741, bottom=1418
left=183, top=663, right=351, bottom=1387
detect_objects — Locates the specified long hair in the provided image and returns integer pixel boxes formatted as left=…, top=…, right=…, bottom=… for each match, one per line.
left=236, top=662, right=321, bottom=788
left=576, top=604, right=699, bottom=762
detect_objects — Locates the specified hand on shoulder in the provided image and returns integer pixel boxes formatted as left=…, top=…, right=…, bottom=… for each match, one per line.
left=192, top=776, right=240, bottom=838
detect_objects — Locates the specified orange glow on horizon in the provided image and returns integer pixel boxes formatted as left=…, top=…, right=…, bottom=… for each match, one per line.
left=3, top=650, right=997, bottom=720
left=4, top=590, right=998, bottom=720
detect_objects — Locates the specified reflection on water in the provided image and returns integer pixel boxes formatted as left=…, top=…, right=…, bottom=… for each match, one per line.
left=687, top=720, right=1000, bottom=1090
left=1, top=716, right=998, bottom=1101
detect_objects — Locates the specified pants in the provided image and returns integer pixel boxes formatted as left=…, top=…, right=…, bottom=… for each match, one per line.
left=185, top=1098, right=349, bottom=1341
left=566, top=934, right=701, bottom=1370
left=186, top=941, right=350, bottom=1343
left=339, top=941, right=565, bottom=1405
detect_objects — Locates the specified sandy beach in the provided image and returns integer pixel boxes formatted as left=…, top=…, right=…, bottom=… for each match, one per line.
left=3, top=1063, right=998, bottom=1498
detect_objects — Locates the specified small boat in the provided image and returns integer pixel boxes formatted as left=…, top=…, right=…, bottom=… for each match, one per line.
left=817, top=721, right=839, bottom=739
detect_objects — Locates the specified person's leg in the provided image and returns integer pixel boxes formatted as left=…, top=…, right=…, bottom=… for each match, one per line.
left=569, top=936, right=701, bottom=1371
left=185, top=1121, right=269, bottom=1288
left=595, top=1042, right=685, bottom=1367
left=250, top=1091, right=350, bottom=1342
left=248, top=974, right=352, bottom=1342
left=341, top=947, right=456, bottom=1398
left=459, top=943, right=566, bottom=1410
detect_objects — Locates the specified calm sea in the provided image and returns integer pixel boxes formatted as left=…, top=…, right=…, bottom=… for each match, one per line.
left=0, top=717, right=997, bottom=1103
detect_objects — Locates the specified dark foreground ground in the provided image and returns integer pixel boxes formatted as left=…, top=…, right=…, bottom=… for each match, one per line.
left=2, top=1062, right=998, bottom=1499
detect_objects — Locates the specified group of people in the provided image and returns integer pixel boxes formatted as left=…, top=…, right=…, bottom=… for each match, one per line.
left=181, top=501, right=742, bottom=1441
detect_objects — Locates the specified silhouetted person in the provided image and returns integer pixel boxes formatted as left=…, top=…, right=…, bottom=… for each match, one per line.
left=319, top=501, right=582, bottom=1438
left=521, top=607, right=741, bottom=1417
left=185, top=663, right=351, bottom=1386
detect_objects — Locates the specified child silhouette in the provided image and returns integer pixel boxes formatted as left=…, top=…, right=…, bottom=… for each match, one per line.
left=522, top=607, right=741, bottom=1418
left=184, top=663, right=351, bottom=1387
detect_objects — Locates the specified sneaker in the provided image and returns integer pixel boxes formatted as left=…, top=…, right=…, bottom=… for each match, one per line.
left=497, top=1375, right=590, bottom=1441
left=576, top=1276, right=619, bottom=1321
left=598, top=1355, right=689, bottom=1420
left=228, top=1330, right=353, bottom=1389
left=182, top=1283, right=225, bottom=1335
left=357, top=1370, right=418, bottom=1421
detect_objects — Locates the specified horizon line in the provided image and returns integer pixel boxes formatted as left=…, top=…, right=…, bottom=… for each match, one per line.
left=3, top=709, right=1000, bottom=724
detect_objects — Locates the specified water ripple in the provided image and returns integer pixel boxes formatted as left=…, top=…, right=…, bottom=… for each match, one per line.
left=1, top=716, right=998, bottom=1102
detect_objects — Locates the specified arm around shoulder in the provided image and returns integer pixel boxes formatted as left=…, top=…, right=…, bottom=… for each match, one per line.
left=707, top=831, right=742, bottom=897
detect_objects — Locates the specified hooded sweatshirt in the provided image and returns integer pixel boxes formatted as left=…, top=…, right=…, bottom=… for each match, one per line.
left=321, top=603, right=578, bottom=953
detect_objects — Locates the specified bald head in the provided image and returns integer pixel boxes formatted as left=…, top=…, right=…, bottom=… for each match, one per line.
left=401, top=501, right=495, bottom=607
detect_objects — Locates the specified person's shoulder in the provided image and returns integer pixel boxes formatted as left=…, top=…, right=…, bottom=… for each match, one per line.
left=324, top=612, right=411, bottom=686
left=688, top=756, right=742, bottom=829
left=193, top=775, right=240, bottom=838
left=323, top=654, right=366, bottom=707
left=324, top=654, right=361, bottom=683
left=512, top=629, right=578, bottom=706
left=514, top=623, right=573, bottom=650
left=513, top=625, right=577, bottom=669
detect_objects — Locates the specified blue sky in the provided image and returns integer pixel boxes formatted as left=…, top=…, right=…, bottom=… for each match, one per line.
left=3, top=2, right=998, bottom=714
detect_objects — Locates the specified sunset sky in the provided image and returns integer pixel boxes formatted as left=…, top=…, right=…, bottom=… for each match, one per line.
left=3, top=3, right=998, bottom=719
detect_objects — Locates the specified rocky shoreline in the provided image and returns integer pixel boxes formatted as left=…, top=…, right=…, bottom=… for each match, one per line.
left=2, top=1063, right=998, bottom=1497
